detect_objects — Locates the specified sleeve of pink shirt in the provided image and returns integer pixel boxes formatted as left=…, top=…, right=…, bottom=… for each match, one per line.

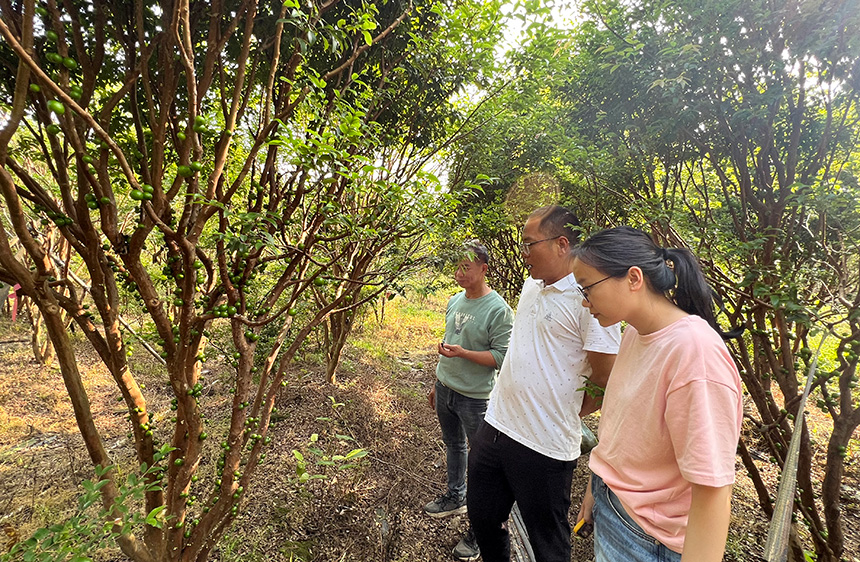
left=666, top=369, right=743, bottom=487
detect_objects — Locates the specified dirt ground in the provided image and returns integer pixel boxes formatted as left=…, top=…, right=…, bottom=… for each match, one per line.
left=1, top=303, right=859, bottom=562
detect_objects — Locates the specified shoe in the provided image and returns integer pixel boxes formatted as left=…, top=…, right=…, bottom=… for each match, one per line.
left=452, top=528, right=480, bottom=561
left=423, top=492, right=466, bottom=518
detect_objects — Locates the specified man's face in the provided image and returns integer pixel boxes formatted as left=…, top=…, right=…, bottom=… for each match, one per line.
left=454, top=258, right=486, bottom=289
left=521, top=217, right=563, bottom=283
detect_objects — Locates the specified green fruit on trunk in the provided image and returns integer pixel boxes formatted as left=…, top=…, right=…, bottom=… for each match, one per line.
left=29, top=83, right=40, bottom=93
left=62, top=57, right=78, bottom=70
left=46, top=124, right=60, bottom=135
left=177, top=131, right=186, bottom=141
left=177, top=165, right=193, bottom=177
left=189, top=161, right=203, bottom=172
left=46, top=52, right=62, bottom=64
left=130, top=190, right=144, bottom=200
left=45, top=30, right=58, bottom=42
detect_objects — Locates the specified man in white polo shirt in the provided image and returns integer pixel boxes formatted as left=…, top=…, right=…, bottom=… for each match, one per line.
left=466, top=206, right=621, bottom=562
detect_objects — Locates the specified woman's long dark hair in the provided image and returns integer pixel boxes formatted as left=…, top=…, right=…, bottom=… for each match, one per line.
left=573, top=227, right=740, bottom=339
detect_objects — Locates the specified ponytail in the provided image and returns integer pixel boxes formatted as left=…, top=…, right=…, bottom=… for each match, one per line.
left=663, top=247, right=718, bottom=331
left=573, top=227, right=740, bottom=339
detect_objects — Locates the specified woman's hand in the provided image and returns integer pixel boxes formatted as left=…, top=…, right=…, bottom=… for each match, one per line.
left=575, top=473, right=595, bottom=536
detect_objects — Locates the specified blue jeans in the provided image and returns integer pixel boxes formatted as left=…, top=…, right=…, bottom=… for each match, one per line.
left=435, top=380, right=487, bottom=500
left=592, top=473, right=682, bottom=562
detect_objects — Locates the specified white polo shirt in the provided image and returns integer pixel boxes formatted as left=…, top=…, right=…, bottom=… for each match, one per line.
left=484, top=274, right=621, bottom=461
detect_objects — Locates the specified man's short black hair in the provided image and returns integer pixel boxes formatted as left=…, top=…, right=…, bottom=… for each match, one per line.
left=462, top=239, right=490, bottom=264
left=529, top=206, right=581, bottom=244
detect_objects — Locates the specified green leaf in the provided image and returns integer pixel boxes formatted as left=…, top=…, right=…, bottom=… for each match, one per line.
left=145, top=506, right=167, bottom=528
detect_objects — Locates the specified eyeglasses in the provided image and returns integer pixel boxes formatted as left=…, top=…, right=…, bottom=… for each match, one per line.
left=576, top=275, right=613, bottom=302
left=518, top=236, right=561, bottom=256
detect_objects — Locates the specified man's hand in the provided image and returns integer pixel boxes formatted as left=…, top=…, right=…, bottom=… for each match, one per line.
left=580, top=351, right=616, bottom=416
left=438, top=341, right=464, bottom=358
left=438, top=342, right=499, bottom=367
left=428, top=387, right=436, bottom=409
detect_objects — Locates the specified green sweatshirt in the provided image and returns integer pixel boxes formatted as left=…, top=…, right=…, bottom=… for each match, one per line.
left=436, top=290, right=513, bottom=399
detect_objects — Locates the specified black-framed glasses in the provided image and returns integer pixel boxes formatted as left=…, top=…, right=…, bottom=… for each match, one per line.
left=576, top=275, right=613, bottom=302
left=518, top=235, right=561, bottom=256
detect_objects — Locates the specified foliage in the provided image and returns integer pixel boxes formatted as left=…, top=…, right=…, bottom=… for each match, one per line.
left=0, top=0, right=506, bottom=560
left=447, top=0, right=860, bottom=559
left=1, top=446, right=173, bottom=562
left=562, top=0, right=860, bottom=559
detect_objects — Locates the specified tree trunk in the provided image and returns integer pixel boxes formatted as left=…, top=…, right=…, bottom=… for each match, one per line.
left=37, top=298, right=155, bottom=562
left=23, top=297, right=55, bottom=366
left=325, top=308, right=354, bottom=384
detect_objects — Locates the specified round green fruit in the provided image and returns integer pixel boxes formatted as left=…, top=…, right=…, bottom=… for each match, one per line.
left=45, top=52, right=62, bottom=64
left=177, top=131, right=186, bottom=141
left=62, top=57, right=78, bottom=70
left=45, top=30, right=58, bottom=42
left=313, top=277, right=325, bottom=287
left=189, top=161, right=203, bottom=172
left=177, top=165, right=194, bottom=177
left=46, top=124, right=61, bottom=135
left=130, top=190, right=144, bottom=200
left=29, top=83, right=40, bottom=93
left=47, top=99, right=65, bottom=115
left=35, top=6, right=48, bottom=17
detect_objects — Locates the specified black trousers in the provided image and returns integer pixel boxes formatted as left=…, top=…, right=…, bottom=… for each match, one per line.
left=466, top=421, right=577, bottom=562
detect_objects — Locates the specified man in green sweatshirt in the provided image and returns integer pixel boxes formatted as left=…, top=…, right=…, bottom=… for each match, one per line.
left=424, top=240, right=514, bottom=561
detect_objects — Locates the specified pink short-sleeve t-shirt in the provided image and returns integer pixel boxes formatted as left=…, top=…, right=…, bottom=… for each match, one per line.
left=589, top=315, right=742, bottom=553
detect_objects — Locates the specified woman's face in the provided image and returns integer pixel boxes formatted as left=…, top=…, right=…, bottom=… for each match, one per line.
left=571, top=258, right=627, bottom=327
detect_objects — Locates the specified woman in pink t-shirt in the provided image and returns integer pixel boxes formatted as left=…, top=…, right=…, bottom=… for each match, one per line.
left=571, top=226, right=743, bottom=562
